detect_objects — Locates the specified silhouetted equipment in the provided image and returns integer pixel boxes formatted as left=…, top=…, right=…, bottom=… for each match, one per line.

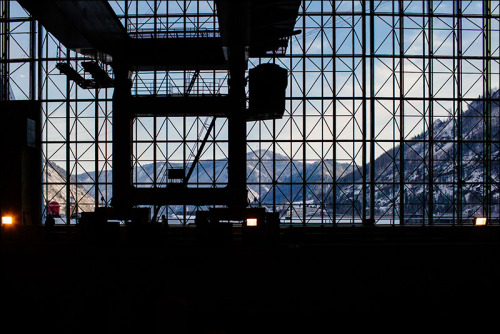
left=130, top=96, right=231, bottom=117
left=17, top=0, right=226, bottom=70
left=81, top=61, right=114, bottom=88
left=47, top=201, right=60, bottom=217
left=79, top=207, right=151, bottom=243
left=196, top=207, right=280, bottom=243
left=56, top=62, right=94, bottom=89
left=217, top=0, right=301, bottom=57
left=45, top=214, right=55, bottom=230
left=17, top=0, right=126, bottom=62
left=56, top=62, right=114, bottom=89
left=184, top=70, right=200, bottom=96
left=248, top=63, right=288, bottom=120
left=0, top=101, right=41, bottom=226
left=19, top=0, right=302, bottom=229
left=184, top=117, right=217, bottom=185
left=4, top=4, right=500, bottom=330
left=167, top=169, right=185, bottom=183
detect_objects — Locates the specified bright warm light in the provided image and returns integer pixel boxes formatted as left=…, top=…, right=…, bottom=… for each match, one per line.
left=246, top=218, right=258, bottom=227
left=475, top=217, right=487, bottom=226
left=2, top=216, right=13, bottom=225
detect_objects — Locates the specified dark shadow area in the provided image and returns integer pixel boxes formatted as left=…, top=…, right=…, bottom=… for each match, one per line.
left=1, top=225, right=499, bottom=333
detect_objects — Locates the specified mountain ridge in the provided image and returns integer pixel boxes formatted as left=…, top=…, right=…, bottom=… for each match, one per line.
left=42, top=89, right=499, bottom=221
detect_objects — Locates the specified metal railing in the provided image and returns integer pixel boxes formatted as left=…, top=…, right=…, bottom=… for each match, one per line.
left=129, top=29, right=220, bottom=39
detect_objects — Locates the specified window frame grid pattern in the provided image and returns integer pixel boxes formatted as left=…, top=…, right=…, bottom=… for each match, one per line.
left=1, top=0, right=498, bottom=226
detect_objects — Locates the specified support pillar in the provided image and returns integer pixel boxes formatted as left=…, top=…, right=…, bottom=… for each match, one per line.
left=111, top=63, right=133, bottom=211
left=219, top=1, right=251, bottom=210
left=227, top=46, right=248, bottom=209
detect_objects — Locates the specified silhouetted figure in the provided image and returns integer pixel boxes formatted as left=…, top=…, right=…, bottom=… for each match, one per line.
left=162, top=214, right=168, bottom=229
left=45, top=214, right=55, bottom=231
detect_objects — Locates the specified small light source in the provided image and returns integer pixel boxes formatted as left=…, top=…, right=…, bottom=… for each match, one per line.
left=475, top=217, right=487, bottom=226
left=246, top=218, right=258, bottom=227
left=2, top=216, right=13, bottom=225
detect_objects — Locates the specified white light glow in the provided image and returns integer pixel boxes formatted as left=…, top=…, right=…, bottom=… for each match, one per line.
left=475, top=217, right=487, bottom=226
left=246, top=218, right=258, bottom=227
left=2, top=216, right=13, bottom=225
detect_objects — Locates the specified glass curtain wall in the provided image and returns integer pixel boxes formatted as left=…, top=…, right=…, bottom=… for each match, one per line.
left=1, top=0, right=498, bottom=226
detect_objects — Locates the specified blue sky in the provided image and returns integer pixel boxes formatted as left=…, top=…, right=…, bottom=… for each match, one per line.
left=5, top=1, right=499, bottom=168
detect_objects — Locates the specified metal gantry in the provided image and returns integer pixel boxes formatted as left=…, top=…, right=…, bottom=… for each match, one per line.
left=0, top=0, right=498, bottom=226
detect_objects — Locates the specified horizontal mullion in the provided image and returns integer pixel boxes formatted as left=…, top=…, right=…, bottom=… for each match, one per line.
left=281, top=54, right=500, bottom=60
left=42, top=141, right=112, bottom=144
left=10, top=55, right=498, bottom=63
left=296, top=13, right=499, bottom=19
left=246, top=139, right=500, bottom=144
left=246, top=181, right=494, bottom=185
left=113, top=12, right=500, bottom=19
left=43, top=139, right=499, bottom=145
left=284, top=96, right=500, bottom=101
left=40, top=98, right=112, bottom=102
left=116, top=14, right=216, bottom=19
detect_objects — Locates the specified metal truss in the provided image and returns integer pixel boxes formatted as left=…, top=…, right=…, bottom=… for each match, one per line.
left=1, top=0, right=499, bottom=226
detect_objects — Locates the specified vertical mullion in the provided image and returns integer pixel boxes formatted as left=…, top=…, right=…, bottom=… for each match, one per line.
left=351, top=1, right=356, bottom=225
left=95, top=88, right=99, bottom=209
left=38, top=20, right=44, bottom=217
left=452, top=2, right=457, bottom=225
left=457, top=0, right=463, bottom=224
left=65, top=50, right=70, bottom=224
left=273, top=93, right=276, bottom=213
left=183, top=0, right=187, bottom=225
left=428, top=0, right=434, bottom=225
left=124, top=0, right=128, bottom=32
left=392, top=1, right=396, bottom=225
left=362, top=0, right=367, bottom=223
left=29, top=16, right=35, bottom=100
left=106, top=89, right=110, bottom=205
left=165, top=1, right=169, bottom=224
left=483, top=0, right=492, bottom=223
left=320, top=1, right=324, bottom=225
left=153, top=0, right=158, bottom=221
left=74, top=56, right=79, bottom=223
left=302, top=2, right=306, bottom=226
left=429, top=0, right=435, bottom=224
left=399, top=0, right=405, bottom=225
left=2, top=1, right=9, bottom=100
left=370, top=0, right=375, bottom=223
left=44, top=26, right=49, bottom=219
left=333, top=3, right=337, bottom=226
left=0, top=1, right=4, bottom=100
left=421, top=1, right=427, bottom=226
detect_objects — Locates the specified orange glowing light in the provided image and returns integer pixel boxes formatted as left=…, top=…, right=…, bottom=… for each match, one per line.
left=475, top=217, right=487, bottom=226
left=246, top=218, right=258, bottom=227
left=2, top=216, right=13, bottom=225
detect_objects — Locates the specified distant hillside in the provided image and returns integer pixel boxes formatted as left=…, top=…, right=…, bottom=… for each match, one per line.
left=331, top=89, right=500, bottom=219
left=55, top=89, right=499, bottom=221
left=76, top=150, right=352, bottom=206
left=43, top=161, right=95, bottom=214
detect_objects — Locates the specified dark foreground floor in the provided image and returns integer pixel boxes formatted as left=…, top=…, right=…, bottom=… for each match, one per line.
left=1, top=225, right=500, bottom=333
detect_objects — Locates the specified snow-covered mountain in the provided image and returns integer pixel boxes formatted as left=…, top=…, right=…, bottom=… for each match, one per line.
left=42, top=161, right=95, bottom=214
left=66, top=89, right=499, bottom=220
left=332, top=89, right=500, bottom=219
left=76, top=150, right=352, bottom=206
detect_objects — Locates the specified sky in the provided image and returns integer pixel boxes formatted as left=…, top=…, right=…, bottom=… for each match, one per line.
left=4, top=0, right=499, bottom=171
